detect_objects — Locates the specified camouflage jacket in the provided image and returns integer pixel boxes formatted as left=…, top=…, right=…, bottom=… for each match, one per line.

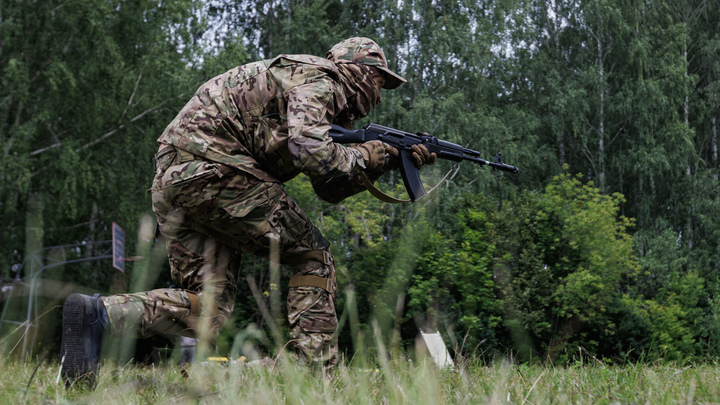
left=157, top=55, right=365, bottom=186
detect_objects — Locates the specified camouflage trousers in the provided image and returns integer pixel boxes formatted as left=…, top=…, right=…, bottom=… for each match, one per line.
left=101, top=145, right=338, bottom=371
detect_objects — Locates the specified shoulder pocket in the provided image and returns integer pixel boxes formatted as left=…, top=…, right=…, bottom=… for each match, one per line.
left=159, top=161, right=220, bottom=190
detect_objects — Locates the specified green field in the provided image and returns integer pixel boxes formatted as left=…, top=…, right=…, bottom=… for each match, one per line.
left=2, top=355, right=718, bottom=404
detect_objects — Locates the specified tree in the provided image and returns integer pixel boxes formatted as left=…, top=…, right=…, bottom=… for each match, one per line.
left=0, top=0, right=237, bottom=355
left=493, top=172, right=637, bottom=361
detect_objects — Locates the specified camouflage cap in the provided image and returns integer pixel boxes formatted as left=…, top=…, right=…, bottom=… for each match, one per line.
left=326, top=37, right=406, bottom=90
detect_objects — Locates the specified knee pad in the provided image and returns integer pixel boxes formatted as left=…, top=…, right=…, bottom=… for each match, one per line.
left=284, top=250, right=336, bottom=296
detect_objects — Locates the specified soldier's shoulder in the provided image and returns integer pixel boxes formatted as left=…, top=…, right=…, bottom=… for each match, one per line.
left=266, top=54, right=337, bottom=71
left=266, top=54, right=342, bottom=90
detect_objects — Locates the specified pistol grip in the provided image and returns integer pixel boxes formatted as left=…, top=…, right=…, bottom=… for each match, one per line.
left=399, top=149, right=426, bottom=202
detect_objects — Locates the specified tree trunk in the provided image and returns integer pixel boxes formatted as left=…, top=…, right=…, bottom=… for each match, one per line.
left=684, top=41, right=693, bottom=249
left=597, top=34, right=606, bottom=193
left=713, top=99, right=718, bottom=185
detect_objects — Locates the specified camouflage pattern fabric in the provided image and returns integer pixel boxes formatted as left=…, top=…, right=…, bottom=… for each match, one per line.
left=287, top=285, right=337, bottom=370
left=334, top=63, right=383, bottom=122
left=100, top=38, right=405, bottom=374
left=102, top=145, right=338, bottom=371
left=157, top=55, right=368, bottom=184
left=326, top=37, right=407, bottom=89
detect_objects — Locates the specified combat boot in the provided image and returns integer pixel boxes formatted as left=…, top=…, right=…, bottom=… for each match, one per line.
left=60, top=293, right=108, bottom=388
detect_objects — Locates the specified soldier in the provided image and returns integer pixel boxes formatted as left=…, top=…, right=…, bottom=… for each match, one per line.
left=60, top=37, right=436, bottom=386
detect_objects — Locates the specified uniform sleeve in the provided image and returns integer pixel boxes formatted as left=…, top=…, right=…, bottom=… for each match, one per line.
left=284, top=79, right=365, bottom=177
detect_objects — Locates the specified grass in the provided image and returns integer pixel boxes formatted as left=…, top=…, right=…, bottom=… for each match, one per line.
left=2, top=353, right=720, bottom=404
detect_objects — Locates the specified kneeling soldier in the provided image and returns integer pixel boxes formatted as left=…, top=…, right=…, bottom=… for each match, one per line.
left=60, top=37, right=434, bottom=386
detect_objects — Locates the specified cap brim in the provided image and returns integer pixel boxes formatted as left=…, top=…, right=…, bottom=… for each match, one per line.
left=378, top=67, right=406, bottom=89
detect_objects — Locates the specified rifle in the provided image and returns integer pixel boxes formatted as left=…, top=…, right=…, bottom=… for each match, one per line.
left=329, top=123, right=519, bottom=202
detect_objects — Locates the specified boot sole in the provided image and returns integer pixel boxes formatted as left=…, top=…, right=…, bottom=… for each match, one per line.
left=60, top=294, right=98, bottom=387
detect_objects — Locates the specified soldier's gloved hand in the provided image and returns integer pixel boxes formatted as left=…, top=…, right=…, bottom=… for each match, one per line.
left=355, top=140, right=399, bottom=171
left=411, top=143, right=437, bottom=169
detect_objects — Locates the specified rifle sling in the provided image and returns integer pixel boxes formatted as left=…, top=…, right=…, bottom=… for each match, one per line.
left=359, top=166, right=456, bottom=204
left=359, top=172, right=409, bottom=203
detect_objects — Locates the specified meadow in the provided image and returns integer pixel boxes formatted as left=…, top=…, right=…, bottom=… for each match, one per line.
left=2, top=354, right=718, bottom=404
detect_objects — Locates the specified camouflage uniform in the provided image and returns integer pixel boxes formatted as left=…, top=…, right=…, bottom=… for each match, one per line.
left=101, top=38, right=406, bottom=373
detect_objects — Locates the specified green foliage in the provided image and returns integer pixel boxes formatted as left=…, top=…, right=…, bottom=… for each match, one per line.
left=407, top=198, right=502, bottom=354
left=0, top=0, right=205, bottom=282
left=621, top=271, right=702, bottom=361
left=493, top=173, right=637, bottom=361
left=8, top=356, right=720, bottom=403
left=3, top=0, right=720, bottom=367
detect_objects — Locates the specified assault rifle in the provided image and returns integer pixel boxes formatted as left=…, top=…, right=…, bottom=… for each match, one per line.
left=329, top=123, right=519, bottom=202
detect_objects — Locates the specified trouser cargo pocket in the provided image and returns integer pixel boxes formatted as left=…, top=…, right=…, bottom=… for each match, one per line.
left=287, top=287, right=337, bottom=334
